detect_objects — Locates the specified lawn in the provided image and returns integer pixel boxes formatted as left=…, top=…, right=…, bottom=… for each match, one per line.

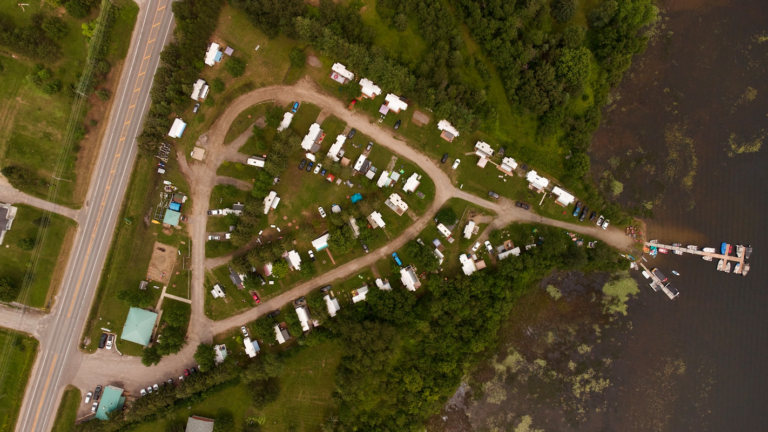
left=0, top=204, right=77, bottom=309
left=0, top=0, right=138, bottom=208
left=82, top=150, right=192, bottom=356
left=52, top=385, right=81, bottom=432
left=0, top=329, right=38, bottom=431
left=205, top=266, right=262, bottom=321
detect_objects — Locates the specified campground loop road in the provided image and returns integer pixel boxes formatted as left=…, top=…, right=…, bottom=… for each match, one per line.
left=15, top=0, right=176, bottom=430
left=65, top=77, right=634, bottom=404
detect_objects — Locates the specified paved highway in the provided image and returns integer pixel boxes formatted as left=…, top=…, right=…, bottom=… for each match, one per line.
left=16, top=0, right=175, bottom=429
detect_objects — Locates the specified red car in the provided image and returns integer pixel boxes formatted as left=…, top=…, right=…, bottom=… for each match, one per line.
left=348, top=99, right=357, bottom=110
left=251, top=292, right=260, bottom=303
left=184, top=369, right=190, bottom=377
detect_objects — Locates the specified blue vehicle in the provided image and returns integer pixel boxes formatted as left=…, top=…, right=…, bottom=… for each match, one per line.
left=392, top=252, right=403, bottom=266
left=292, top=102, right=300, bottom=113
left=572, top=201, right=582, bottom=217
left=306, top=161, right=314, bottom=172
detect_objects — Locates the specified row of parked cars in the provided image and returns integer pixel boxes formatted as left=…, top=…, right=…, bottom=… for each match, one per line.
left=139, top=368, right=198, bottom=397
left=98, top=333, right=114, bottom=350
left=572, top=201, right=610, bottom=229
left=84, top=385, right=102, bottom=413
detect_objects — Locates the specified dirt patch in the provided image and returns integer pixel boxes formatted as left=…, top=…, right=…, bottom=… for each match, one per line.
left=146, top=242, right=178, bottom=284
left=307, top=55, right=322, bottom=68
left=412, top=110, right=430, bottom=126
left=254, top=116, right=267, bottom=128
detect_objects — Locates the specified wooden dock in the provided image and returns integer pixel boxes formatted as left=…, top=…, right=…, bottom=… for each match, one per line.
left=639, top=262, right=679, bottom=299
left=644, top=242, right=745, bottom=268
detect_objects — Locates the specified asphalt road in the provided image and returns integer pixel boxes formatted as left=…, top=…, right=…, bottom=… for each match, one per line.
left=16, top=0, right=175, bottom=429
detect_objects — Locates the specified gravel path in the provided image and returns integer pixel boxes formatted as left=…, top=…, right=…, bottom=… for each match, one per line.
left=0, top=184, right=82, bottom=223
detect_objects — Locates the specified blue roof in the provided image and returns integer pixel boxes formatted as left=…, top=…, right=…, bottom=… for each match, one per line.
left=121, top=308, right=158, bottom=346
left=169, top=202, right=181, bottom=212
left=163, top=210, right=181, bottom=226
left=95, top=386, right=125, bottom=420
left=351, top=193, right=362, bottom=203
left=252, top=340, right=260, bottom=353
left=215, top=51, right=223, bottom=62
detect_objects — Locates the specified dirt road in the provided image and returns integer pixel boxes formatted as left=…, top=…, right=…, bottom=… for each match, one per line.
left=0, top=184, right=82, bottom=223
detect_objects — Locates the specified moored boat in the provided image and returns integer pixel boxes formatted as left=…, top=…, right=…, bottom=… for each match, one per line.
left=736, top=245, right=744, bottom=258
left=703, top=247, right=716, bottom=253
left=717, top=259, right=724, bottom=271
left=721, top=243, right=730, bottom=255
left=658, top=248, right=669, bottom=254
left=734, top=263, right=742, bottom=274
left=672, top=243, right=684, bottom=255
left=724, top=262, right=731, bottom=273
left=745, top=245, right=752, bottom=260
left=687, top=245, right=698, bottom=250
left=672, top=270, right=680, bottom=276
left=742, top=263, right=750, bottom=276
left=702, top=256, right=713, bottom=261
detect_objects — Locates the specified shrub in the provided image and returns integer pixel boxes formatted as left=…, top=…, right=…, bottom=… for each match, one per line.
left=211, top=78, right=225, bottom=93
left=42, top=80, right=62, bottom=95
left=65, top=0, right=91, bottom=19
left=551, top=0, right=578, bottom=23
left=26, top=75, right=42, bottom=86
left=225, top=57, right=245, bottom=77
left=17, top=238, right=36, bottom=251
left=42, top=16, right=68, bottom=40
left=289, top=48, right=305, bottom=68
left=0, top=278, right=19, bottom=303
left=37, top=68, right=51, bottom=80
left=33, top=217, right=51, bottom=228
left=96, top=89, right=110, bottom=101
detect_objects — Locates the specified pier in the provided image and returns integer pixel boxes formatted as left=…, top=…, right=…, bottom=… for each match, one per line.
left=644, top=241, right=745, bottom=271
left=639, top=262, right=679, bottom=299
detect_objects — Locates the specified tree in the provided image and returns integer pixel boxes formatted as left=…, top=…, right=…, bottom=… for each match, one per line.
left=213, top=411, right=234, bottom=432
left=556, top=47, right=591, bottom=88
left=116, top=289, right=154, bottom=308
left=289, top=48, right=305, bottom=68
left=17, top=238, right=36, bottom=251
left=65, top=0, right=91, bottom=18
left=300, top=263, right=317, bottom=279
left=0, top=278, right=19, bottom=302
left=42, top=80, right=62, bottom=95
left=37, top=68, right=51, bottom=80
left=249, top=378, right=280, bottom=409
left=244, top=352, right=284, bottom=382
left=141, top=346, right=162, bottom=366
left=271, top=260, right=289, bottom=278
left=434, top=207, right=457, bottom=225
left=552, top=0, right=578, bottom=23
left=211, top=78, right=225, bottom=93
left=566, top=152, right=590, bottom=178
left=96, top=89, right=111, bottom=101
left=393, top=13, right=408, bottom=31
left=162, top=301, right=188, bottom=327
left=81, top=20, right=98, bottom=39
left=194, top=343, right=216, bottom=372
left=225, top=57, right=246, bottom=77
left=406, top=241, right=439, bottom=272
left=265, top=104, right=283, bottom=128
left=562, top=25, right=586, bottom=49
left=42, top=16, right=68, bottom=40
left=252, top=316, right=276, bottom=341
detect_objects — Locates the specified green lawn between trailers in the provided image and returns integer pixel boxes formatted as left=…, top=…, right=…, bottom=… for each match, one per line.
left=0, top=329, right=38, bottom=431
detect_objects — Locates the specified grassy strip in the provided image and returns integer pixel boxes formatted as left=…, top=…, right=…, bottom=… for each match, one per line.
left=52, top=385, right=81, bottom=432
left=0, top=329, right=38, bottom=430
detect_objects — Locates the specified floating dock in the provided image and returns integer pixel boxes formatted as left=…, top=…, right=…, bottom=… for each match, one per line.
left=645, top=241, right=746, bottom=274
left=639, top=262, right=679, bottom=299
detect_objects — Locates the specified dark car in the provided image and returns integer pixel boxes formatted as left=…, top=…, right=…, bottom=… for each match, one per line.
left=362, top=243, right=369, bottom=253
left=579, top=206, right=589, bottom=222
left=193, top=103, right=200, bottom=114
left=306, top=161, right=314, bottom=172
left=441, top=153, right=449, bottom=163
left=515, top=201, right=530, bottom=210
left=572, top=201, right=582, bottom=217
left=498, top=147, right=506, bottom=157
left=320, top=285, right=332, bottom=293
left=394, top=120, right=402, bottom=130
left=94, top=386, right=102, bottom=401
left=347, top=128, right=357, bottom=139
left=190, top=367, right=197, bottom=374
left=488, top=191, right=500, bottom=199
left=294, top=296, right=305, bottom=305
left=589, top=211, right=597, bottom=221
left=98, top=333, right=107, bottom=349
left=320, top=169, right=327, bottom=176
left=292, top=102, right=300, bottom=113
left=268, top=309, right=281, bottom=318
left=366, top=141, right=373, bottom=152
left=298, top=159, right=307, bottom=170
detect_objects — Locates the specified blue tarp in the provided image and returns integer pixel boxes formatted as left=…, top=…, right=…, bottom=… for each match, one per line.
left=215, top=51, right=223, bottom=62
left=351, top=193, right=362, bottom=203
left=169, top=202, right=181, bottom=212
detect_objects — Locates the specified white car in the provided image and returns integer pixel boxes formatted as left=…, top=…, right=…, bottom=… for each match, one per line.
left=318, top=207, right=327, bottom=218
left=153, top=384, right=159, bottom=392
left=147, top=386, right=153, bottom=394
left=140, top=388, right=147, bottom=396
left=472, top=242, right=481, bottom=252
left=207, top=209, right=221, bottom=216
left=225, top=233, right=231, bottom=240
left=602, top=219, right=610, bottom=230
left=452, top=159, right=461, bottom=170
left=308, top=250, right=315, bottom=261
left=241, top=326, right=249, bottom=338
left=314, top=163, right=322, bottom=174
left=208, top=235, right=220, bottom=241
left=105, top=335, right=113, bottom=350
left=91, top=402, right=98, bottom=412
left=485, top=240, right=493, bottom=253
left=85, top=392, right=92, bottom=403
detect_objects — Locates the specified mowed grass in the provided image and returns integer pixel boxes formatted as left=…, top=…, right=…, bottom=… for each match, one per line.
left=0, top=204, right=77, bottom=308
left=358, top=0, right=428, bottom=65
left=83, top=150, right=192, bottom=356
left=52, top=385, right=81, bottom=432
left=0, top=329, right=38, bottom=431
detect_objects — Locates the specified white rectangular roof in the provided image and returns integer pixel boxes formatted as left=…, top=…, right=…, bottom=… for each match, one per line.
left=437, top=120, right=459, bottom=137
left=244, top=337, right=257, bottom=358
left=191, top=79, right=206, bottom=100
left=327, top=135, right=346, bottom=161
left=168, top=118, right=186, bottom=138
left=403, top=173, right=420, bottom=193
left=263, top=191, right=277, bottom=214
left=301, top=123, right=322, bottom=151
left=205, top=43, right=220, bottom=66
left=526, top=170, right=550, bottom=190
left=365, top=169, right=376, bottom=179
left=331, top=63, right=354, bottom=80
left=311, top=233, right=330, bottom=251
left=370, top=211, right=385, bottom=228
left=501, top=157, right=518, bottom=172
left=352, top=285, right=369, bottom=303
left=498, top=247, right=521, bottom=260
left=296, top=306, right=311, bottom=332
left=377, top=170, right=391, bottom=187
left=277, top=112, right=294, bottom=132
left=463, top=221, right=475, bottom=239
left=385, top=94, right=408, bottom=112
left=388, top=193, right=408, bottom=212
left=434, top=249, right=444, bottom=265
left=400, top=266, right=420, bottom=291
left=551, top=186, right=575, bottom=206
left=274, top=324, right=286, bottom=344
left=375, top=278, right=392, bottom=291
left=247, top=157, right=265, bottom=167
left=460, top=254, right=477, bottom=276
left=287, top=250, right=302, bottom=270
left=324, top=295, right=341, bottom=317
left=437, top=223, right=451, bottom=238
left=474, top=141, right=494, bottom=156
left=354, top=154, right=367, bottom=172
left=359, top=78, right=382, bottom=98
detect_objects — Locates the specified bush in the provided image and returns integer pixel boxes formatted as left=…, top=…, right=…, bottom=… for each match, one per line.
left=1, top=165, right=37, bottom=186
left=551, top=0, right=578, bottom=23
left=0, top=278, right=20, bottom=303
left=211, top=77, right=225, bottom=93
left=116, top=289, right=154, bottom=308
left=42, top=80, right=62, bottom=95
left=17, top=238, right=36, bottom=251
left=65, top=0, right=91, bottom=19
left=435, top=207, right=457, bottom=225
left=26, top=75, right=42, bottom=86
left=37, top=68, right=51, bottom=80
left=42, top=16, right=68, bottom=40
left=96, top=89, right=111, bottom=101
left=225, top=57, right=245, bottom=77
left=289, top=48, right=305, bottom=68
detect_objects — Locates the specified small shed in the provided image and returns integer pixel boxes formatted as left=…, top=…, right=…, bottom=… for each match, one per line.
left=168, top=118, right=187, bottom=138
left=95, top=386, right=125, bottom=420
left=224, top=46, right=234, bottom=56
left=163, top=210, right=181, bottom=227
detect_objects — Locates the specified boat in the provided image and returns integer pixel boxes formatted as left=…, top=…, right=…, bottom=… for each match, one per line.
left=736, top=245, right=744, bottom=258
left=717, top=259, right=724, bottom=271
left=703, top=247, right=716, bottom=253
left=742, top=263, right=750, bottom=276
left=721, top=243, right=730, bottom=255
left=745, top=245, right=752, bottom=260
left=687, top=245, right=698, bottom=251
left=672, top=270, right=680, bottom=276
left=672, top=243, right=684, bottom=255
left=702, top=256, right=713, bottom=261
left=658, top=248, right=669, bottom=254
left=734, top=263, right=742, bottom=275
left=724, top=262, right=731, bottom=273
left=650, top=239, right=659, bottom=244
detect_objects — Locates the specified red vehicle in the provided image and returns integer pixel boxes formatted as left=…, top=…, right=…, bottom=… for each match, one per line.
left=251, top=291, right=260, bottom=303
left=348, top=99, right=357, bottom=110
left=184, top=369, right=190, bottom=377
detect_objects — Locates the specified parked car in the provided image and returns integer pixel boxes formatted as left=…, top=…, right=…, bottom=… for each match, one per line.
left=320, top=285, right=332, bottom=293
left=140, top=389, right=147, bottom=397
left=515, top=201, right=530, bottom=210
left=298, top=159, right=307, bottom=170
left=153, top=384, right=159, bottom=392
left=146, top=386, right=153, bottom=394
left=184, top=369, right=190, bottom=377
left=306, top=161, right=314, bottom=172
left=472, top=242, right=481, bottom=252
left=441, top=153, right=449, bottom=163
left=348, top=99, right=357, bottom=110
left=366, top=141, right=373, bottom=152
left=207, top=235, right=220, bottom=241
left=318, top=207, right=327, bottom=218
left=105, top=335, right=113, bottom=350
left=485, top=240, right=493, bottom=253
left=190, top=367, right=197, bottom=374
left=498, top=147, right=506, bottom=157
left=268, top=309, right=281, bottom=318
left=225, top=233, right=231, bottom=240
left=294, top=296, right=305, bottom=305
left=292, top=102, right=300, bottom=113
left=241, top=326, right=249, bottom=338
left=314, top=163, right=322, bottom=174
left=596, top=215, right=605, bottom=226
left=579, top=207, right=589, bottom=222
left=602, top=219, right=610, bottom=230
left=94, top=386, right=102, bottom=400
left=85, top=392, right=92, bottom=403
left=98, top=333, right=107, bottom=349
left=207, top=209, right=221, bottom=216
left=193, top=103, right=200, bottom=114
left=167, top=379, right=173, bottom=385
left=320, top=169, right=327, bottom=176
left=251, top=292, right=260, bottom=303
left=362, top=243, right=369, bottom=253
left=452, top=159, right=461, bottom=170
left=392, top=252, right=403, bottom=266
left=347, top=128, right=357, bottom=139
left=394, top=119, right=401, bottom=130
left=589, top=211, right=597, bottom=221
left=572, top=201, right=582, bottom=217
left=488, top=191, right=500, bottom=199
left=91, top=402, right=98, bottom=413
left=308, top=250, right=315, bottom=261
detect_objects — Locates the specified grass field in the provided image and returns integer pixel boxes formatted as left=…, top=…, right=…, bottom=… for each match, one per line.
left=52, top=385, right=81, bottom=432
left=0, top=204, right=77, bottom=309
left=0, top=329, right=38, bottom=431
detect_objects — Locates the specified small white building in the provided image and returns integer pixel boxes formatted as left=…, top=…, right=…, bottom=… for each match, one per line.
left=243, top=337, right=259, bottom=358
left=437, top=223, right=452, bottom=238
left=437, top=120, right=460, bottom=142
left=400, top=265, right=421, bottom=291
left=460, top=254, right=478, bottom=276
left=385, top=94, right=408, bottom=113
left=376, top=278, right=392, bottom=291
left=168, top=118, right=187, bottom=138
left=327, top=135, right=346, bottom=161
left=330, top=63, right=354, bottom=84
left=384, top=193, right=409, bottom=216
left=295, top=306, right=312, bottom=332
left=211, top=283, right=226, bottom=298
left=263, top=191, right=278, bottom=214
left=499, top=157, right=518, bottom=174
left=351, top=285, right=369, bottom=303
left=274, top=324, right=289, bottom=344
left=247, top=156, right=266, bottom=167
left=204, top=43, right=221, bottom=66
left=403, top=173, right=420, bottom=193
left=368, top=211, right=386, bottom=229
left=475, top=141, right=494, bottom=156
left=190, top=79, right=209, bottom=101
left=353, top=154, right=367, bottom=172
left=324, top=295, right=341, bottom=317
left=359, top=78, right=382, bottom=98
left=526, top=170, right=550, bottom=193
left=551, top=186, right=575, bottom=207
left=312, top=232, right=330, bottom=251
left=376, top=170, right=392, bottom=188
left=463, top=221, right=476, bottom=239
left=277, top=112, right=294, bottom=132
left=301, top=123, right=323, bottom=151
left=286, top=250, right=302, bottom=270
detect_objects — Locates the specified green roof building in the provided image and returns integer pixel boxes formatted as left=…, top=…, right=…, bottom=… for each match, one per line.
left=95, top=386, right=125, bottom=420
left=121, top=307, right=158, bottom=346
left=163, top=209, right=181, bottom=226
